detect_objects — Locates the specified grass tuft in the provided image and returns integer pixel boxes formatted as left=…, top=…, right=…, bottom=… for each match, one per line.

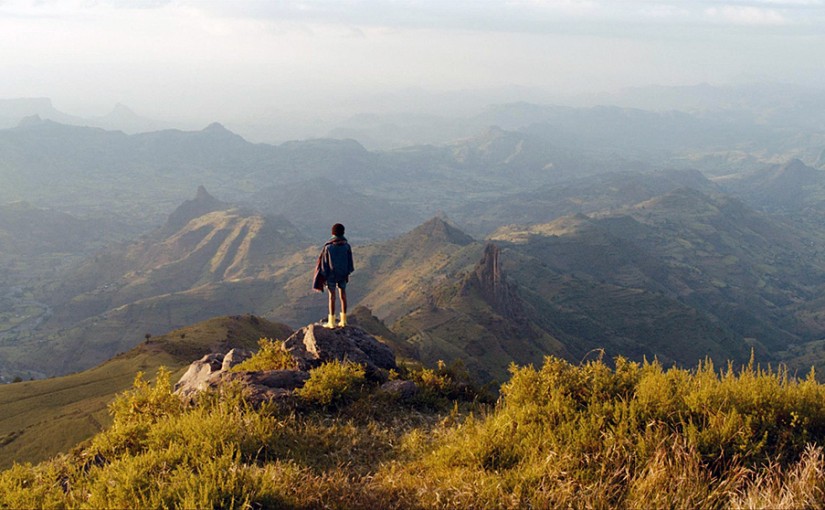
left=230, top=338, right=298, bottom=372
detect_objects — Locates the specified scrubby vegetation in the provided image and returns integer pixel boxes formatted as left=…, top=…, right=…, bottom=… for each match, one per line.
left=4, top=355, right=825, bottom=508
left=230, top=338, right=297, bottom=372
left=297, top=361, right=367, bottom=406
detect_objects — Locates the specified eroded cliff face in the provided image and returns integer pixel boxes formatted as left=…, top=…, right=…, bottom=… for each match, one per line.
left=464, top=243, right=526, bottom=323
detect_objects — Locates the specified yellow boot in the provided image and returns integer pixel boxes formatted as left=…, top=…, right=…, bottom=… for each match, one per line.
left=338, top=312, right=347, bottom=327
left=324, top=314, right=336, bottom=329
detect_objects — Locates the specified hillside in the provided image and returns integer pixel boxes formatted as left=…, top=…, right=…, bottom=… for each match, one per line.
left=4, top=350, right=825, bottom=508
left=385, top=186, right=825, bottom=377
left=495, top=188, right=825, bottom=346
left=0, top=189, right=309, bottom=377
left=393, top=243, right=568, bottom=382
left=452, top=168, right=718, bottom=235
left=720, top=158, right=825, bottom=213
left=337, top=217, right=481, bottom=323
left=0, top=314, right=291, bottom=469
left=47, top=189, right=307, bottom=316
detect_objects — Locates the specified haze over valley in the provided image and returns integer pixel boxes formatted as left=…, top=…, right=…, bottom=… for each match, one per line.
left=4, top=84, right=825, bottom=383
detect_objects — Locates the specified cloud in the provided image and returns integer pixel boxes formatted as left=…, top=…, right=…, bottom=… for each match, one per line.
left=638, top=4, right=692, bottom=19
left=179, top=0, right=825, bottom=37
left=4, top=1, right=819, bottom=34
left=96, top=0, right=173, bottom=8
left=505, top=0, right=601, bottom=15
left=751, top=0, right=822, bottom=5
left=705, top=5, right=789, bottom=25
left=2, top=0, right=825, bottom=122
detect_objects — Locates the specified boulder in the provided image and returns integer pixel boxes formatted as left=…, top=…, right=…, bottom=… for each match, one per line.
left=221, top=348, right=253, bottom=371
left=379, top=380, right=418, bottom=399
left=215, top=369, right=310, bottom=408
left=174, top=353, right=225, bottom=398
left=283, top=324, right=397, bottom=379
left=216, top=369, right=309, bottom=391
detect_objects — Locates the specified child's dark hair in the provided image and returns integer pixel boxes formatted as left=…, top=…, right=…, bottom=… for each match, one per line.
left=331, top=223, right=345, bottom=236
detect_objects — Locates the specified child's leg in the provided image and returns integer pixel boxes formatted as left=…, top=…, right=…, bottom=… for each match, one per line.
left=339, top=288, right=347, bottom=315
left=328, top=287, right=337, bottom=316
left=325, top=285, right=337, bottom=327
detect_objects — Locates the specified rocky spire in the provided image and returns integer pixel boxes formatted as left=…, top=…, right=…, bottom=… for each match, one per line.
left=475, top=243, right=506, bottom=298
left=465, top=243, right=525, bottom=321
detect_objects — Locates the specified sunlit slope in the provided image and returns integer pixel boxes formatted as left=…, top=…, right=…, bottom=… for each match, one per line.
left=48, top=188, right=308, bottom=323
left=354, top=217, right=482, bottom=322
left=393, top=243, right=569, bottom=382
left=4, top=189, right=309, bottom=376
left=0, top=314, right=291, bottom=469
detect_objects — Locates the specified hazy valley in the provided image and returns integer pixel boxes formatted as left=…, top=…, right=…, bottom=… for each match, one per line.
left=4, top=89, right=825, bottom=381
left=4, top=88, right=825, bottom=496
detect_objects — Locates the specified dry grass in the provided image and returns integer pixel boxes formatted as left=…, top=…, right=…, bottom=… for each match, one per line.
left=4, top=356, right=825, bottom=508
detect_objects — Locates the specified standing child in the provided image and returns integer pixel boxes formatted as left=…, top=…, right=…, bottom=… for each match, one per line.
left=318, top=223, right=354, bottom=328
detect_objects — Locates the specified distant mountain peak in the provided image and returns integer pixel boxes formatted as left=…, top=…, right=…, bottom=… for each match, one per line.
left=407, top=217, right=474, bottom=246
left=197, top=122, right=248, bottom=143
left=16, top=114, right=43, bottom=127
left=195, top=185, right=213, bottom=201
left=773, top=158, right=819, bottom=181
left=163, top=186, right=226, bottom=233
left=110, top=103, right=136, bottom=115
left=203, top=122, right=229, bottom=133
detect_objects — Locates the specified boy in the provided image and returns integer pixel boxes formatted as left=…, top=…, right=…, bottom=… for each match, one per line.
left=318, top=223, right=354, bottom=328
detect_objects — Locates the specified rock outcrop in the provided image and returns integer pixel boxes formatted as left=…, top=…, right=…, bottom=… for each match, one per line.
left=283, top=324, right=397, bottom=380
left=379, top=380, right=418, bottom=399
left=174, top=347, right=252, bottom=399
left=174, top=325, right=400, bottom=404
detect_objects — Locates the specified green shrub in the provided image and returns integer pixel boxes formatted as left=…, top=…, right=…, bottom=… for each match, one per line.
left=230, top=338, right=297, bottom=372
left=298, top=360, right=366, bottom=406
left=89, top=367, right=183, bottom=458
left=407, top=359, right=492, bottom=407
left=107, top=367, right=182, bottom=426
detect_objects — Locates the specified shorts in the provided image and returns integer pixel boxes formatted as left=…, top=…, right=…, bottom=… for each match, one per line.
left=327, top=280, right=347, bottom=291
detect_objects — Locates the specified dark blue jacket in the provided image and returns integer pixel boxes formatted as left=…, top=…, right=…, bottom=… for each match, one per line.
left=321, top=236, right=354, bottom=283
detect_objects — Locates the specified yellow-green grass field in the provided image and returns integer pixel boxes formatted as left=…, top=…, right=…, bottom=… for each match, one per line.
left=0, top=314, right=291, bottom=469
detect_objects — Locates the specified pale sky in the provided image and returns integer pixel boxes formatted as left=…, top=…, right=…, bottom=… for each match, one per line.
left=1, top=0, right=825, bottom=122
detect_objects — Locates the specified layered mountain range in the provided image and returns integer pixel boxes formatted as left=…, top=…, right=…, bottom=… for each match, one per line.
left=4, top=157, right=825, bottom=383
left=3, top=109, right=822, bottom=236
left=1, top=112, right=825, bottom=382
